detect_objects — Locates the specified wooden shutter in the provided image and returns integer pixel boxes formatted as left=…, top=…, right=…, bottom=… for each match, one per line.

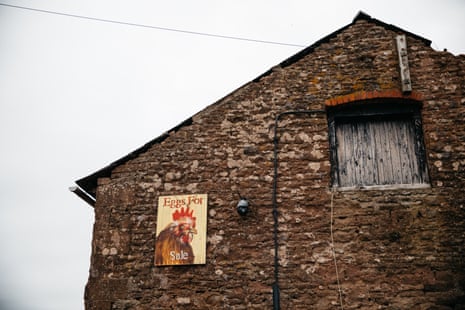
left=335, top=116, right=425, bottom=187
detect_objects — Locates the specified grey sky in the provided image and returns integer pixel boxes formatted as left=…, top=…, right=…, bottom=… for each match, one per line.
left=0, top=1, right=464, bottom=309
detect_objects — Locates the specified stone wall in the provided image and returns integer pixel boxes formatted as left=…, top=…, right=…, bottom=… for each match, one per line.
left=84, top=17, right=465, bottom=309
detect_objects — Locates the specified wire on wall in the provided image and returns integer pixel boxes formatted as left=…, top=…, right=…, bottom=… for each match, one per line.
left=330, top=190, right=344, bottom=310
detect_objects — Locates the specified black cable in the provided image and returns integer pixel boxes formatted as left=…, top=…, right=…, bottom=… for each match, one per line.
left=0, top=3, right=306, bottom=48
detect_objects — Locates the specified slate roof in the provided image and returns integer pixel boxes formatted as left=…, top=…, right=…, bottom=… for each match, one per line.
left=74, top=11, right=432, bottom=201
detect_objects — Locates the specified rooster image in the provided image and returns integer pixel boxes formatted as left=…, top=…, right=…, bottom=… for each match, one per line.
left=155, top=206, right=197, bottom=265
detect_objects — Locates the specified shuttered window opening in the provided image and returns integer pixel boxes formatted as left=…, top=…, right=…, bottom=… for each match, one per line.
left=328, top=100, right=429, bottom=189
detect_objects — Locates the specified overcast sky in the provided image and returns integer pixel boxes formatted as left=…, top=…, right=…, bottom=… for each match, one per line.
left=0, top=1, right=464, bottom=309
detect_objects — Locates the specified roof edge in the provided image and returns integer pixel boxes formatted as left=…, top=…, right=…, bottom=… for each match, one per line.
left=73, top=11, right=434, bottom=200
left=354, top=11, right=431, bottom=46
left=75, top=117, right=193, bottom=198
left=271, top=11, right=431, bottom=73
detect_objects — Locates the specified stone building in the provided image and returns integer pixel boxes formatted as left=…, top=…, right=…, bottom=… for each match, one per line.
left=72, top=12, right=465, bottom=309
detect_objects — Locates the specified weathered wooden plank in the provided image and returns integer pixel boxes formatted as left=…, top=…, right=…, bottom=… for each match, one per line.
left=335, top=123, right=346, bottom=185
left=396, top=34, right=412, bottom=93
left=398, top=119, right=409, bottom=183
left=368, top=120, right=380, bottom=185
left=405, top=119, right=420, bottom=183
left=340, top=122, right=355, bottom=186
left=387, top=120, right=403, bottom=184
left=353, top=122, right=363, bottom=186
left=357, top=121, right=373, bottom=186
left=338, top=118, right=417, bottom=186
left=373, top=120, right=388, bottom=184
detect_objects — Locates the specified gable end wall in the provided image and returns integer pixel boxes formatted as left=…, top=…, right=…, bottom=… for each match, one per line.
left=85, top=19, right=465, bottom=309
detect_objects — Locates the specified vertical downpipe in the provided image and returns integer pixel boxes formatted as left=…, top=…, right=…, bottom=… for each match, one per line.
left=272, top=110, right=326, bottom=310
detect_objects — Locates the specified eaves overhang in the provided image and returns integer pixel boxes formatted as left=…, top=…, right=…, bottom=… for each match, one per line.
left=74, top=117, right=192, bottom=200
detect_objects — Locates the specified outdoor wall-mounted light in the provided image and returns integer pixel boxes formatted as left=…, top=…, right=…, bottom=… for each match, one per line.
left=236, top=198, right=250, bottom=216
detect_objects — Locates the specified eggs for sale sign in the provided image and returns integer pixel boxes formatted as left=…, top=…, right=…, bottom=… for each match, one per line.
left=155, top=194, right=207, bottom=266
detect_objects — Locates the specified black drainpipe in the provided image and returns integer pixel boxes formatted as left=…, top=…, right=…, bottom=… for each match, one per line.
left=272, top=110, right=326, bottom=310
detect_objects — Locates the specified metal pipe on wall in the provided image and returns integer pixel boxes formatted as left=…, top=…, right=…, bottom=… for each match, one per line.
left=271, top=110, right=326, bottom=310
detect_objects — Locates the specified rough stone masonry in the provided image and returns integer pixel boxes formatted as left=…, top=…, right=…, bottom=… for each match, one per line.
left=76, top=12, right=465, bottom=309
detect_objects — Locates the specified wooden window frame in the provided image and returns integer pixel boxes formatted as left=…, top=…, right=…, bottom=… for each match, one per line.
left=327, top=99, right=429, bottom=190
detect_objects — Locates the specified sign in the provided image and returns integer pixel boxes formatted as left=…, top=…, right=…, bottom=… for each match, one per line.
left=155, top=194, right=207, bottom=266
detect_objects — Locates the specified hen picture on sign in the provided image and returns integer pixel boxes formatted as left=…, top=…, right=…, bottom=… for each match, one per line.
left=155, top=194, right=207, bottom=266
